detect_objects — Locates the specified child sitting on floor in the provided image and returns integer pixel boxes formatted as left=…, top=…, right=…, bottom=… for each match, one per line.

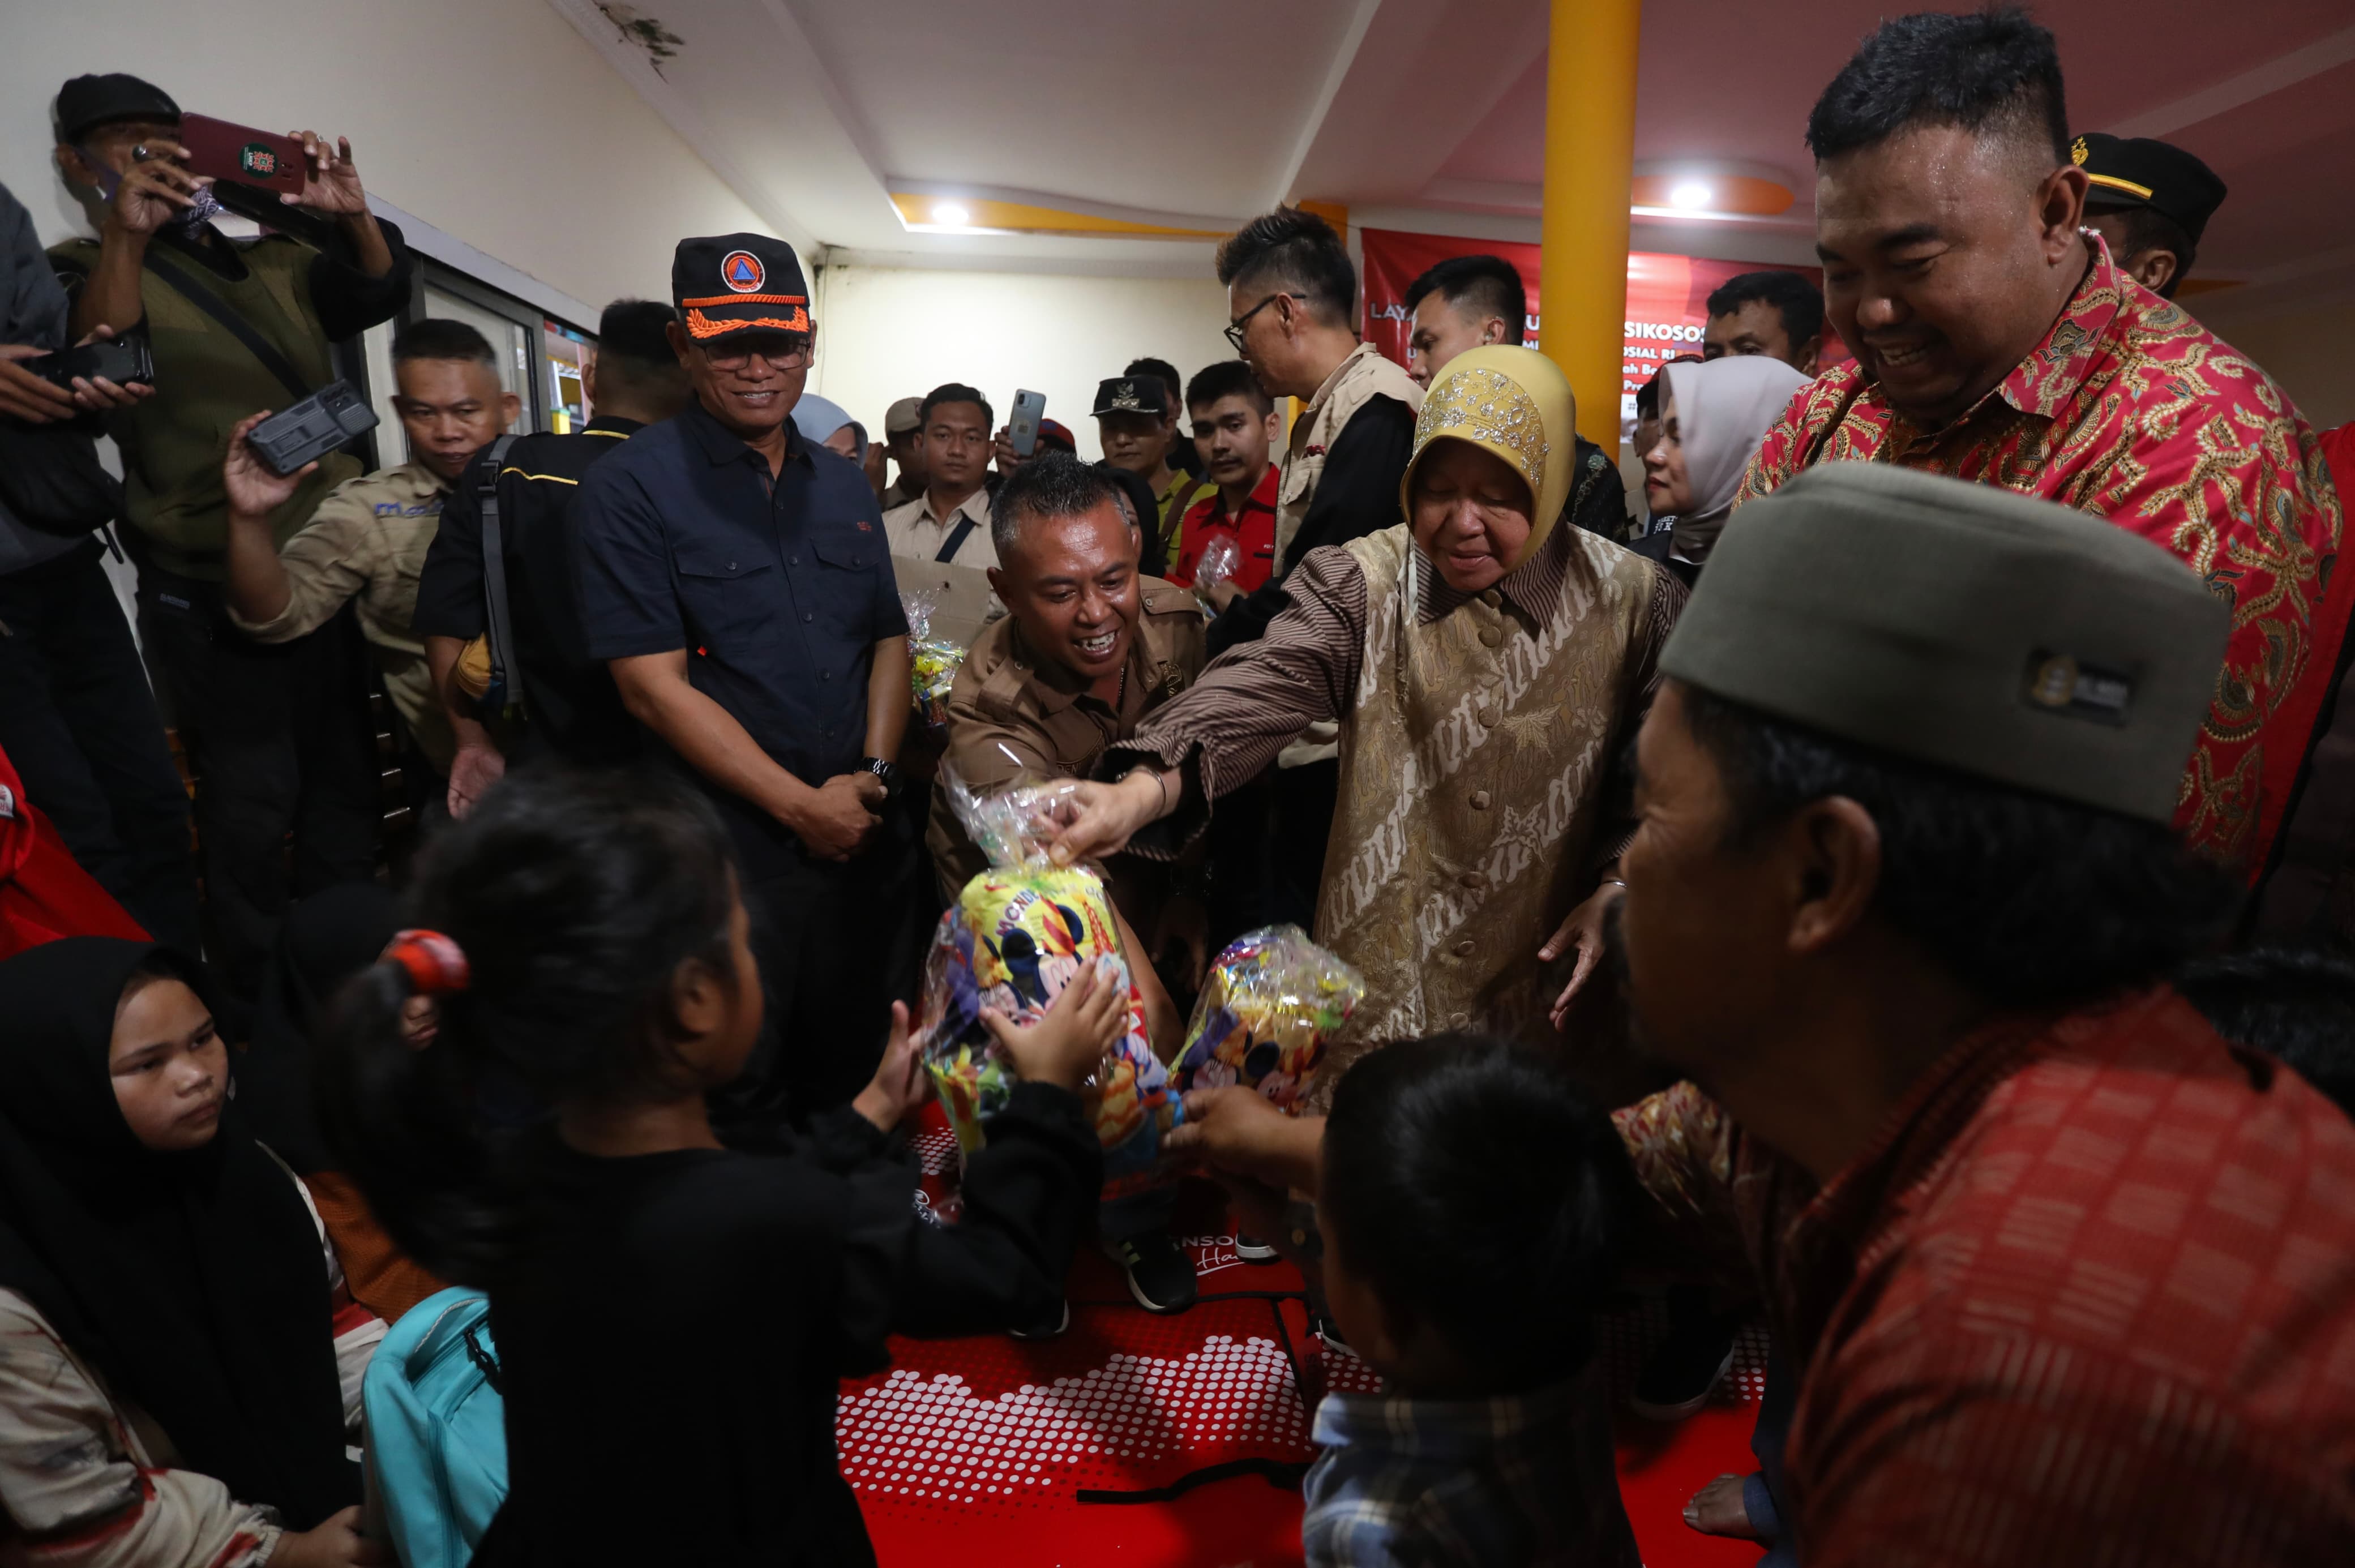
left=1304, top=1034, right=1645, bottom=1567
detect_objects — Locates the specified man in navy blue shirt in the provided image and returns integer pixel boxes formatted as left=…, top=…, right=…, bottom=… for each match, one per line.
left=573, top=233, right=912, bottom=1123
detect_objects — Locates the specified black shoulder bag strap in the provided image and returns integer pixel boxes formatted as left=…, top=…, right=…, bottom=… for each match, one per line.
left=142, top=248, right=315, bottom=405
left=934, top=516, right=980, bottom=563
left=476, top=434, right=524, bottom=716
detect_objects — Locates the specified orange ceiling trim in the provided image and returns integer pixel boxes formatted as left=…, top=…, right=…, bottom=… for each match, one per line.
left=1626, top=174, right=1793, bottom=217
left=889, top=192, right=1226, bottom=238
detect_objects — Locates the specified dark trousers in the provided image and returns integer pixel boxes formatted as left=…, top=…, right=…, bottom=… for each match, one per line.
left=134, top=559, right=380, bottom=1000
left=713, top=803, right=911, bottom=1138
left=1268, top=757, right=1339, bottom=933
left=0, top=545, right=201, bottom=953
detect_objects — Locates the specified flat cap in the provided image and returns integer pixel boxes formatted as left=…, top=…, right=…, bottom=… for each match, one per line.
left=55, top=74, right=179, bottom=144
left=1663, top=465, right=2228, bottom=823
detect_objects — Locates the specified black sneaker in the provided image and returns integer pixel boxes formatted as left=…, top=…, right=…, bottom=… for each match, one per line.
left=1234, top=1231, right=1279, bottom=1264
left=1631, top=1315, right=1738, bottom=1421
left=1105, top=1231, right=1198, bottom=1314
left=1009, top=1300, right=1070, bottom=1340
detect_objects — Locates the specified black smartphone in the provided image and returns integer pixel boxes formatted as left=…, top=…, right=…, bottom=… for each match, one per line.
left=246, top=380, right=378, bottom=475
left=37, top=337, right=154, bottom=390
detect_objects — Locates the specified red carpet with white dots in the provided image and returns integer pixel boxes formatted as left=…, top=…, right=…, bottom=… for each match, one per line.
left=844, top=1108, right=1767, bottom=1567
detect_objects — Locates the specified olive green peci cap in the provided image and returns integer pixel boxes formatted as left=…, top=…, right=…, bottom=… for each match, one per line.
left=1660, top=464, right=2229, bottom=824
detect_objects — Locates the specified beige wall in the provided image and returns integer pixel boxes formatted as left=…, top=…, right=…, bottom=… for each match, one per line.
left=3, top=0, right=772, bottom=312
left=2205, top=298, right=2355, bottom=435
left=808, top=265, right=1236, bottom=463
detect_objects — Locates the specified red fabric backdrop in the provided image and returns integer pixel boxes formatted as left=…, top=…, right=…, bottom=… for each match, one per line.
left=1359, top=228, right=1848, bottom=437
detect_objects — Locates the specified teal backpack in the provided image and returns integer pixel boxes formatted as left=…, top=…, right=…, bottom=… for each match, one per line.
left=363, top=1288, right=511, bottom=1568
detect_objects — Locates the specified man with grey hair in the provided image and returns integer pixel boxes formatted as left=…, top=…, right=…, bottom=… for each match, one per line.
left=927, top=452, right=1211, bottom=1317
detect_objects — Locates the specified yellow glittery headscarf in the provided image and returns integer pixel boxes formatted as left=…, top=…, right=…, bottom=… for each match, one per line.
left=1397, top=345, right=1577, bottom=571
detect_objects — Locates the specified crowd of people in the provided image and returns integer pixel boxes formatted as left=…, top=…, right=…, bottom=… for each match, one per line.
left=2, top=7, right=2354, bottom=1566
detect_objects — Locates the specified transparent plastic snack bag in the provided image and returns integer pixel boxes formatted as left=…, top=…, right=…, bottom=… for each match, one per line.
left=1172, top=924, right=1367, bottom=1113
left=901, top=588, right=966, bottom=735
left=914, top=769, right=1184, bottom=1196
left=1191, top=534, right=1241, bottom=612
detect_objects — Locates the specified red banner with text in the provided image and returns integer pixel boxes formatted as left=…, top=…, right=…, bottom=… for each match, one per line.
left=1359, top=228, right=1846, bottom=439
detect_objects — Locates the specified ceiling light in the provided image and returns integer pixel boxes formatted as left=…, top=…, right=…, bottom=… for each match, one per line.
left=931, top=202, right=971, bottom=227
left=1668, top=181, right=1712, bottom=210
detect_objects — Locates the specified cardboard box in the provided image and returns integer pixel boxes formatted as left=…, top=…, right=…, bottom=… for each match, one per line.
left=892, top=555, right=1002, bottom=648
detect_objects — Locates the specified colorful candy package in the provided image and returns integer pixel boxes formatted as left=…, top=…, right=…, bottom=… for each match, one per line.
left=1172, top=925, right=1366, bottom=1112
left=914, top=770, right=1183, bottom=1199
left=902, top=589, right=966, bottom=735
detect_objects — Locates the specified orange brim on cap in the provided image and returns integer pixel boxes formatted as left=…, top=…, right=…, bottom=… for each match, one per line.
left=680, top=294, right=810, bottom=339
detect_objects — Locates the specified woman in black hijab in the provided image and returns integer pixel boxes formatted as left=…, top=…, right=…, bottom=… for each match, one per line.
left=0, top=939, right=382, bottom=1567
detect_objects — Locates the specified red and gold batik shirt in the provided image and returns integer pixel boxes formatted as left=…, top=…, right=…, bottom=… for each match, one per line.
left=1615, top=991, right=2355, bottom=1567
left=1735, top=236, right=2346, bottom=871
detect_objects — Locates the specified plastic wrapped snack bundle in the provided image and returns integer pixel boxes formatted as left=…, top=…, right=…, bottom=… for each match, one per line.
left=914, top=769, right=1183, bottom=1201
left=902, top=589, right=966, bottom=735
left=1191, top=534, right=1241, bottom=612
left=1173, top=925, right=1366, bottom=1112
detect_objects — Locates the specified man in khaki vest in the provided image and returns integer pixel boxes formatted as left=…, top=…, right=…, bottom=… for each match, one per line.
left=1211, top=206, right=1423, bottom=932
left=927, top=454, right=1214, bottom=1317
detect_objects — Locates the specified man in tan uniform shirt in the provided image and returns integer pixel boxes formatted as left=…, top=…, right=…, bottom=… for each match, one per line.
left=926, top=453, right=1212, bottom=1316
left=220, top=320, right=517, bottom=794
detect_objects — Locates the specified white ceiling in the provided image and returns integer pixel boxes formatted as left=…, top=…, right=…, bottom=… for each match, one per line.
left=553, top=0, right=2355, bottom=307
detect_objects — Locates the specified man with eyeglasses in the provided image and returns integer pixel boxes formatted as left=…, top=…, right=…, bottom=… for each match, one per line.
left=1209, top=206, right=1420, bottom=931
left=1212, top=207, right=1419, bottom=661
left=572, top=232, right=914, bottom=1131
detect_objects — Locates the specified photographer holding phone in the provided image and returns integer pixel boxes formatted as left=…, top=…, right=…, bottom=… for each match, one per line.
left=0, top=178, right=196, bottom=958
left=44, top=74, right=414, bottom=1001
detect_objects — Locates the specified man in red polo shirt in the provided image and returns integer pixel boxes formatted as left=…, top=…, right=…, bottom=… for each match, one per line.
left=1170, top=360, right=1282, bottom=609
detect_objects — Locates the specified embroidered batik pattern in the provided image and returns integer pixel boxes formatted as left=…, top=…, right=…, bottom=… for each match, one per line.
left=1736, top=238, right=2344, bottom=869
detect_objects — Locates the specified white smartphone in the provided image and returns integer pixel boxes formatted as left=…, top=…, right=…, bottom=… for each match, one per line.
left=1008, top=388, right=1046, bottom=456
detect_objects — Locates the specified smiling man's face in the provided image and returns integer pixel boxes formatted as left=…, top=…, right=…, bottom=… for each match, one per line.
left=989, top=499, right=1141, bottom=688
left=1814, top=123, right=2083, bottom=427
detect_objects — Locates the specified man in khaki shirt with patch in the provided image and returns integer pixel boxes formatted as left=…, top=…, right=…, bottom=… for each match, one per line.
left=220, top=319, right=517, bottom=806
left=926, top=453, right=1214, bottom=1317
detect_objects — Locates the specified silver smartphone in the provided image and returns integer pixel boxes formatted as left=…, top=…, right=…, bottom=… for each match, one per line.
left=1008, top=388, right=1046, bottom=456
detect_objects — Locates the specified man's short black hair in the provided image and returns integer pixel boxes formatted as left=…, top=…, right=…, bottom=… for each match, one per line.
left=921, top=382, right=993, bottom=429
left=990, top=452, right=1124, bottom=559
left=1184, top=359, right=1273, bottom=417
left=1402, top=254, right=1526, bottom=339
left=1215, top=206, right=1355, bottom=327
left=2095, top=205, right=2198, bottom=298
left=392, top=318, right=498, bottom=369
left=1322, top=1035, right=1638, bottom=1383
left=596, top=299, right=680, bottom=369
left=1124, top=357, right=1184, bottom=411
left=1704, top=270, right=1825, bottom=348
left=1806, top=7, right=2070, bottom=168
left=1682, top=685, right=2236, bottom=1010
left=2176, top=947, right=2355, bottom=1117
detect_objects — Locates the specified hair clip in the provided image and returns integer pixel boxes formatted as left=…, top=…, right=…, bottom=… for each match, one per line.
left=383, top=929, right=470, bottom=996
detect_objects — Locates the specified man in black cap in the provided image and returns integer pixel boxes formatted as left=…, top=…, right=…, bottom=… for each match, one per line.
left=45, top=72, right=412, bottom=999
left=1094, top=373, right=1210, bottom=568
left=572, top=233, right=913, bottom=1126
left=2071, top=131, right=2226, bottom=301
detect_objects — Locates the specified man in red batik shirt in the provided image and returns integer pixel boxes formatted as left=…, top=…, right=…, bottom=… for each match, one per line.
left=1735, top=11, right=2343, bottom=877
